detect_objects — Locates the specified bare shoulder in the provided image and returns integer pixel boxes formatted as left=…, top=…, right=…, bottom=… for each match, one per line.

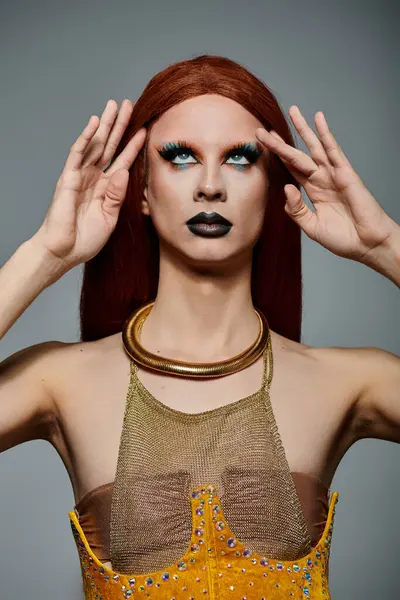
left=44, top=331, right=127, bottom=395
left=318, top=343, right=400, bottom=443
left=273, top=330, right=397, bottom=389
left=270, top=329, right=357, bottom=377
left=270, top=330, right=363, bottom=411
left=0, top=338, right=92, bottom=454
left=16, top=333, right=129, bottom=497
left=39, top=332, right=128, bottom=437
left=273, top=331, right=400, bottom=443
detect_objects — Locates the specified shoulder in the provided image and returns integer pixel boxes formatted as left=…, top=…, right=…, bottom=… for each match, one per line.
left=273, top=330, right=399, bottom=389
left=0, top=337, right=122, bottom=453
left=269, top=331, right=363, bottom=407
left=309, top=344, right=400, bottom=437
left=32, top=332, right=126, bottom=439
left=273, top=332, right=400, bottom=443
left=44, top=331, right=126, bottom=390
left=16, top=332, right=126, bottom=424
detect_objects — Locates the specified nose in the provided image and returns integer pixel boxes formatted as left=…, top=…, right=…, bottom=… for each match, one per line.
left=193, top=182, right=227, bottom=203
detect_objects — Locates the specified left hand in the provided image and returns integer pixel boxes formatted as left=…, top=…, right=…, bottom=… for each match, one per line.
left=255, top=106, right=394, bottom=263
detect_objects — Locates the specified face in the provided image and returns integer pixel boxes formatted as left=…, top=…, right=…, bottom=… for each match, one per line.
left=141, top=94, right=270, bottom=269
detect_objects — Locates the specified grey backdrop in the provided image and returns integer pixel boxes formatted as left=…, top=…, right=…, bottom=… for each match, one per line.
left=0, top=1, right=398, bottom=598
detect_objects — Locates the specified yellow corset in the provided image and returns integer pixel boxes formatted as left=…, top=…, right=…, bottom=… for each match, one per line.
left=69, top=483, right=339, bottom=600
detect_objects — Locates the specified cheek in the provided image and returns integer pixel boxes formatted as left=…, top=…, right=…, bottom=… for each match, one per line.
left=148, top=163, right=191, bottom=200
left=235, top=179, right=268, bottom=244
left=231, top=195, right=267, bottom=248
left=146, top=169, right=189, bottom=232
left=243, top=201, right=267, bottom=241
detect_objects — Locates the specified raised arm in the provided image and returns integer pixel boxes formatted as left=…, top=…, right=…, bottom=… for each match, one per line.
left=0, top=340, right=65, bottom=453
left=255, top=106, right=400, bottom=287
left=0, top=99, right=147, bottom=454
left=345, top=346, right=400, bottom=444
left=256, top=107, right=400, bottom=442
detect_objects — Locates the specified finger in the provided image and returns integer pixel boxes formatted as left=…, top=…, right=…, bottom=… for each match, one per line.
left=269, top=130, right=284, bottom=142
left=288, top=106, right=328, bottom=165
left=314, top=112, right=351, bottom=167
left=267, top=133, right=311, bottom=184
left=101, top=169, right=130, bottom=217
left=255, top=128, right=317, bottom=177
left=65, top=115, right=101, bottom=171
left=283, top=184, right=318, bottom=240
left=96, top=98, right=134, bottom=168
left=104, top=126, right=147, bottom=175
left=81, top=99, right=119, bottom=167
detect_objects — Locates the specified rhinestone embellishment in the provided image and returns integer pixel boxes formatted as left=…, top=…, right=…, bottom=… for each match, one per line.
left=70, top=484, right=338, bottom=599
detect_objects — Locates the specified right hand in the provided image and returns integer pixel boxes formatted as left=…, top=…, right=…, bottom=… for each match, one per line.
left=32, top=99, right=147, bottom=271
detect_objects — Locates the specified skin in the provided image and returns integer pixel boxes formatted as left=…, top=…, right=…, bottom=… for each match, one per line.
left=1, top=94, right=399, bottom=573
left=139, top=94, right=270, bottom=361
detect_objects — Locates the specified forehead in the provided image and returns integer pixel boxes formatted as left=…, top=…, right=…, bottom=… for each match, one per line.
left=149, top=94, right=263, bottom=144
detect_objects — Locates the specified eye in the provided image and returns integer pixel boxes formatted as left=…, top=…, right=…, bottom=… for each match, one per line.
left=157, top=141, right=262, bottom=170
left=225, top=144, right=263, bottom=168
left=225, top=153, right=250, bottom=166
left=157, top=143, right=198, bottom=168
left=171, top=152, right=197, bottom=165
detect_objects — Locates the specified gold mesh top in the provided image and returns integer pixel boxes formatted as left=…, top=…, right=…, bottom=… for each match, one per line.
left=109, top=334, right=317, bottom=575
left=73, top=474, right=329, bottom=565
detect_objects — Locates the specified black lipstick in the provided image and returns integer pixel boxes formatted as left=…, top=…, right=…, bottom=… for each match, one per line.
left=186, top=211, right=232, bottom=238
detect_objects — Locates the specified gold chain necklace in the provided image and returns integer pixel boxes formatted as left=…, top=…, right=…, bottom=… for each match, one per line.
left=122, top=300, right=270, bottom=378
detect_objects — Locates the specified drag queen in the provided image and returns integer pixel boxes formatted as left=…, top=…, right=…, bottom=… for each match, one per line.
left=0, top=55, right=399, bottom=599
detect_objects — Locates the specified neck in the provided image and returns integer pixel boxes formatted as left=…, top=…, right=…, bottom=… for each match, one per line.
left=140, top=249, right=260, bottom=362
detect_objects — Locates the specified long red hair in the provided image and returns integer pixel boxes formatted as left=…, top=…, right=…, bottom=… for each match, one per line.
left=80, top=55, right=303, bottom=343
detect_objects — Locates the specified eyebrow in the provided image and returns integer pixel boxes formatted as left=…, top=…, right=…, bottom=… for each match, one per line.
left=156, top=139, right=265, bottom=154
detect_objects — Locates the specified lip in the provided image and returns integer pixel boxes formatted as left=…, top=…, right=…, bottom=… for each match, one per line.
left=186, top=211, right=232, bottom=226
left=186, top=222, right=232, bottom=237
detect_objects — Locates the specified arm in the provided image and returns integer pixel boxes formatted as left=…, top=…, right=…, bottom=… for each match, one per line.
left=0, top=238, right=67, bottom=341
left=0, top=99, right=146, bottom=454
left=357, top=221, right=400, bottom=287
left=0, top=239, right=68, bottom=453
left=255, top=109, right=400, bottom=442
left=0, top=341, right=64, bottom=453
left=351, top=347, right=400, bottom=444
left=255, top=106, right=400, bottom=288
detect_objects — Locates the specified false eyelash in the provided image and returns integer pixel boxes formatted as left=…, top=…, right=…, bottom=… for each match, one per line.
left=227, top=142, right=263, bottom=162
left=157, top=141, right=263, bottom=164
left=157, top=142, right=194, bottom=161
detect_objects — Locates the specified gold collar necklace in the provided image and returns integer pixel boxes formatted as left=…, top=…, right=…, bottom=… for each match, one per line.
left=122, top=301, right=270, bottom=379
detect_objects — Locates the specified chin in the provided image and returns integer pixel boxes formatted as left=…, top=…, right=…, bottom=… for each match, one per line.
left=169, top=238, right=253, bottom=272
